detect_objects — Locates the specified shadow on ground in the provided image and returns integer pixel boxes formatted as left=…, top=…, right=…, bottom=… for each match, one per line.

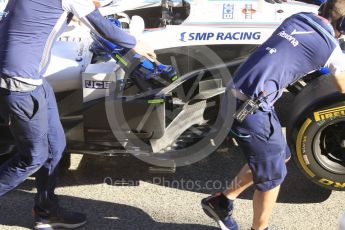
left=15, top=138, right=331, bottom=206
left=0, top=190, right=219, bottom=230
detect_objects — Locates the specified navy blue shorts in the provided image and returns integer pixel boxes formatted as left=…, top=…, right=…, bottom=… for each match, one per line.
left=231, top=108, right=291, bottom=192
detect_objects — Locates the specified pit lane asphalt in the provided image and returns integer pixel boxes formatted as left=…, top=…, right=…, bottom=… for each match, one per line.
left=0, top=93, right=344, bottom=230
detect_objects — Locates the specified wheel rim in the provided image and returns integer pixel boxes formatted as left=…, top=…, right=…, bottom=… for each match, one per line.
left=313, top=119, right=345, bottom=175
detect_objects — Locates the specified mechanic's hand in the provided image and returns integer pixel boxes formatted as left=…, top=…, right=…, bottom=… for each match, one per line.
left=133, top=40, right=157, bottom=62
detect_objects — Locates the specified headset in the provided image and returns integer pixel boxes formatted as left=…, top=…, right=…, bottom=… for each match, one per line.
left=319, top=2, right=345, bottom=35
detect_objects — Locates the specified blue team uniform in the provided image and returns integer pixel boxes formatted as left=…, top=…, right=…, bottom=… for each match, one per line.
left=231, top=12, right=345, bottom=191
left=0, top=0, right=136, bottom=210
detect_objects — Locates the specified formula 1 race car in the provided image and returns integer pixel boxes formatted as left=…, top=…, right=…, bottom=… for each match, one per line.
left=1, top=0, right=345, bottom=191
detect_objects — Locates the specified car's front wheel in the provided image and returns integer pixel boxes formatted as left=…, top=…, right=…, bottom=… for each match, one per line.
left=294, top=105, right=345, bottom=190
left=287, top=76, right=345, bottom=191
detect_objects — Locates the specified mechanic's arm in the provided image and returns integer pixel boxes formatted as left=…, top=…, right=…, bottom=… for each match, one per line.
left=62, top=0, right=156, bottom=60
left=325, top=46, right=345, bottom=93
left=331, top=72, right=345, bottom=93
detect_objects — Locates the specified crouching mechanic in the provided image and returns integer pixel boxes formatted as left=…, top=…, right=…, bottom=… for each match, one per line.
left=0, top=0, right=155, bottom=229
left=201, top=0, right=345, bottom=230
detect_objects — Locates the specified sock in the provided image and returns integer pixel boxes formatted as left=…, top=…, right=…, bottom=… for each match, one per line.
left=219, top=193, right=234, bottom=211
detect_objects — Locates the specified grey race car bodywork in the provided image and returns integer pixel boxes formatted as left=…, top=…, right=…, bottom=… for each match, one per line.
left=1, top=0, right=345, bottom=190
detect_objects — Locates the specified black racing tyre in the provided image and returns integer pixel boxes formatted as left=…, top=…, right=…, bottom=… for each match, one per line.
left=294, top=104, right=345, bottom=190
left=288, top=76, right=345, bottom=191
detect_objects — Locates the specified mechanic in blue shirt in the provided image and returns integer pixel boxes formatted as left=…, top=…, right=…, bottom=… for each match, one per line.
left=0, top=1, right=155, bottom=229
left=202, top=0, right=345, bottom=230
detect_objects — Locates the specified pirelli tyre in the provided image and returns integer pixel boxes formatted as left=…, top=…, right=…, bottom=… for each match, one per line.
left=287, top=76, right=345, bottom=191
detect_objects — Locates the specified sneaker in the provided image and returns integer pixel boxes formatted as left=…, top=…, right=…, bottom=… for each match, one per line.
left=201, top=193, right=238, bottom=230
left=33, top=206, right=87, bottom=229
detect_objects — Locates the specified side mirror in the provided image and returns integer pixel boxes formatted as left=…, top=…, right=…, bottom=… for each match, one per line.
left=129, top=15, right=145, bottom=37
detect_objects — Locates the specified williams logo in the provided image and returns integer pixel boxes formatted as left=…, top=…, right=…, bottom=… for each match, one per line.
left=179, top=32, right=261, bottom=42
left=266, top=47, right=277, bottom=54
left=314, top=106, right=345, bottom=121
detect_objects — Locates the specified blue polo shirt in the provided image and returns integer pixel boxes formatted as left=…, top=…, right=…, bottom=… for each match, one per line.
left=232, top=12, right=345, bottom=110
left=0, top=0, right=136, bottom=91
